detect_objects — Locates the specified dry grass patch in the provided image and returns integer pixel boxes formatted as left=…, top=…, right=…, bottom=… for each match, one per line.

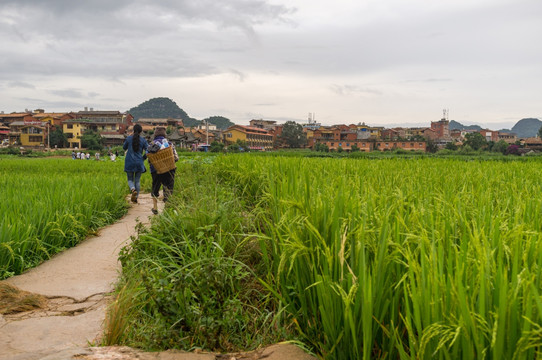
left=0, top=282, right=47, bottom=315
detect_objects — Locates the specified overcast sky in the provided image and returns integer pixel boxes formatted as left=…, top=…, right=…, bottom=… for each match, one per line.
left=1, top=0, right=540, bottom=128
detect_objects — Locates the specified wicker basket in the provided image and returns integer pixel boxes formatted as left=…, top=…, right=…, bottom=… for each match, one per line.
left=147, top=146, right=176, bottom=174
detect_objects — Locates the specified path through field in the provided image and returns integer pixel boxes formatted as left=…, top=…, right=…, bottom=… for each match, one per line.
left=0, top=194, right=314, bottom=360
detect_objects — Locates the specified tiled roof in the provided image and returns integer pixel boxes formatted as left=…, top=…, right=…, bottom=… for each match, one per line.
left=77, top=111, right=121, bottom=115
left=0, top=113, right=32, bottom=118
left=137, top=118, right=169, bottom=123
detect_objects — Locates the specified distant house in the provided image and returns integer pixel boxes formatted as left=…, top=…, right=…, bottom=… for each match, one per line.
left=522, top=137, right=542, bottom=151
left=249, top=119, right=277, bottom=130
left=137, top=117, right=183, bottom=128
left=479, top=129, right=499, bottom=142
left=63, top=109, right=133, bottom=148
left=497, top=132, right=517, bottom=144
left=223, top=125, right=273, bottom=151
left=0, top=125, right=9, bottom=142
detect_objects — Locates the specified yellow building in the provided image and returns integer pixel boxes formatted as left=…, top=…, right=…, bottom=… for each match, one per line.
left=223, top=125, right=273, bottom=151
left=20, top=125, right=45, bottom=147
left=63, top=121, right=89, bottom=148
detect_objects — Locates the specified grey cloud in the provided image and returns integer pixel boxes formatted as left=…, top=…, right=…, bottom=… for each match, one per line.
left=330, top=85, right=381, bottom=97
left=18, top=97, right=87, bottom=110
left=403, top=78, right=452, bottom=83
left=47, top=89, right=86, bottom=98
left=8, top=81, right=35, bottom=89
left=0, top=0, right=294, bottom=80
left=229, top=69, right=246, bottom=82
left=253, top=0, right=542, bottom=77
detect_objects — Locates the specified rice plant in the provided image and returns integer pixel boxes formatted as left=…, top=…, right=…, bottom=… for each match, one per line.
left=213, top=155, right=542, bottom=359
left=0, top=157, right=128, bottom=279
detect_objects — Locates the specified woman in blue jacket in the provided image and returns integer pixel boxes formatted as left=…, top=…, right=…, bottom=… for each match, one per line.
left=123, top=124, right=148, bottom=203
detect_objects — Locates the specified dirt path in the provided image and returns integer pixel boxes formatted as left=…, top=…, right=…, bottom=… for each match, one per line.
left=0, top=194, right=315, bottom=360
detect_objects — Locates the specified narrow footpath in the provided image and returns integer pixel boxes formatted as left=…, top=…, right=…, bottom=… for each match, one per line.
left=0, top=194, right=314, bottom=360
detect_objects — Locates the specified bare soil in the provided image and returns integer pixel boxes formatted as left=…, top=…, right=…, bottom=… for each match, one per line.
left=0, top=194, right=315, bottom=360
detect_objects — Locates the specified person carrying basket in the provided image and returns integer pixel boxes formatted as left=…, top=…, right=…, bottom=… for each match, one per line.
left=147, top=126, right=178, bottom=214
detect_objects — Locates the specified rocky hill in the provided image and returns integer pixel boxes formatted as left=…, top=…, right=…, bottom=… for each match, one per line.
left=511, top=118, right=542, bottom=138
left=128, top=97, right=190, bottom=122
left=449, top=120, right=482, bottom=131
left=128, top=97, right=234, bottom=130
left=450, top=118, right=541, bottom=138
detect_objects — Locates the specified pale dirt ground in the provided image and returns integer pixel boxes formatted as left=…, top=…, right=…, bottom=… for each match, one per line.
left=0, top=194, right=315, bottom=360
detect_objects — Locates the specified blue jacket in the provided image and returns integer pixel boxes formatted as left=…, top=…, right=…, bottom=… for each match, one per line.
left=123, top=135, right=148, bottom=173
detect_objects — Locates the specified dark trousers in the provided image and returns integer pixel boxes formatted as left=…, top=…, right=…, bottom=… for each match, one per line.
left=151, top=169, right=176, bottom=201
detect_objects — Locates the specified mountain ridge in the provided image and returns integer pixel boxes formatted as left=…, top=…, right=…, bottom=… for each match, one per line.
left=450, top=118, right=541, bottom=138
left=128, top=97, right=234, bottom=130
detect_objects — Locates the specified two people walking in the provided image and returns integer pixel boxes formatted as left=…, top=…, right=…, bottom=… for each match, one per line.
left=123, top=125, right=177, bottom=213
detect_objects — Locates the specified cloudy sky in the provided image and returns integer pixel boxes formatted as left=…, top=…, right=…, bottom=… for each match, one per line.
left=0, top=0, right=540, bottom=128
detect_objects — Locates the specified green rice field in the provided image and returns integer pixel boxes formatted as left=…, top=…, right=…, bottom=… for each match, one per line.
left=224, top=155, right=542, bottom=359
left=4, top=153, right=542, bottom=359
left=112, top=154, right=542, bottom=359
left=0, top=157, right=130, bottom=279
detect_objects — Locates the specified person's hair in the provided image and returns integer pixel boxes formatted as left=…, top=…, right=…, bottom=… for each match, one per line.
left=132, top=124, right=142, bottom=152
left=154, top=126, right=166, bottom=138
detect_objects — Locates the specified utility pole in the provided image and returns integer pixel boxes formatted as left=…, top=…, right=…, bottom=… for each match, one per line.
left=206, top=119, right=209, bottom=144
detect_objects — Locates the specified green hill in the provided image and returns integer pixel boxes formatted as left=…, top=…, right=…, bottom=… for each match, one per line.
left=449, top=120, right=482, bottom=131
left=128, top=98, right=233, bottom=129
left=511, top=118, right=542, bottom=138
left=202, top=116, right=234, bottom=130
left=128, top=97, right=191, bottom=122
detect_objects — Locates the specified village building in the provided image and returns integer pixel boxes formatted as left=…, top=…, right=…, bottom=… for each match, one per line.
left=479, top=129, right=499, bottom=142
left=62, top=109, right=133, bottom=148
left=223, top=125, right=273, bottom=151
left=249, top=119, right=277, bottom=130
left=497, top=132, right=517, bottom=143
left=137, top=117, right=183, bottom=128
left=521, top=137, right=542, bottom=151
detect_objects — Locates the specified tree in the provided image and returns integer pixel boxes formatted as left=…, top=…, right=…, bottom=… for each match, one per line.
left=235, top=139, right=248, bottom=151
left=445, top=142, right=458, bottom=151
left=80, top=130, right=104, bottom=150
left=463, top=132, right=487, bottom=151
left=280, top=121, right=306, bottom=148
left=210, top=141, right=225, bottom=152
left=49, top=127, right=68, bottom=148
left=506, top=144, right=521, bottom=155
left=351, top=144, right=360, bottom=152
left=426, top=139, right=438, bottom=153
left=492, top=140, right=509, bottom=154
left=314, top=143, right=329, bottom=152
left=538, top=125, right=542, bottom=139
left=228, top=143, right=241, bottom=153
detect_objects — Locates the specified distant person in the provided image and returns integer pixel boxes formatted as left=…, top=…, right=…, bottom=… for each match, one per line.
left=76, top=151, right=81, bottom=159
left=86, top=152, right=90, bottom=160
left=123, top=124, right=148, bottom=203
left=71, top=150, right=76, bottom=160
left=95, top=152, right=100, bottom=160
left=148, top=126, right=178, bottom=214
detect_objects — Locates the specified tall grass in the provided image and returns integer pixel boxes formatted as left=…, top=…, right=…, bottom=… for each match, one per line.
left=105, top=158, right=290, bottom=352
left=0, top=157, right=128, bottom=279
left=213, top=155, right=542, bottom=359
